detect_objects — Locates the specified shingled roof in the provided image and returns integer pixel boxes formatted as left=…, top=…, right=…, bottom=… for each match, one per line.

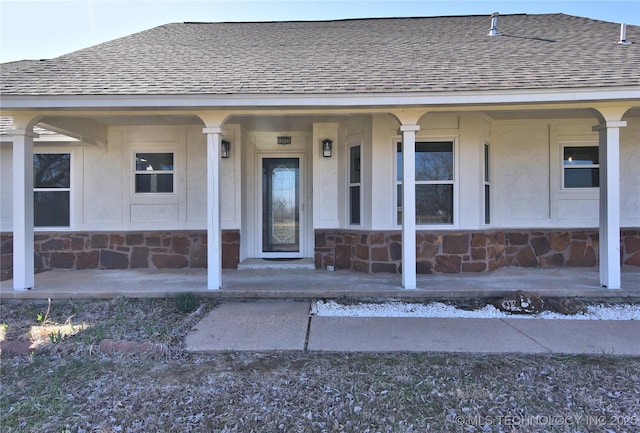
left=1, top=14, right=638, bottom=97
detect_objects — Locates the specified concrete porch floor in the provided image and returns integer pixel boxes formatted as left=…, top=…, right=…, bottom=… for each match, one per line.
left=1, top=266, right=639, bottom=300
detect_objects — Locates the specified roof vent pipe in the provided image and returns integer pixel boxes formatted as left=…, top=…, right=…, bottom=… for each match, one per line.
left=488, top=12, right=502, bottom=36
left=618, top=23, right=631, bottom=45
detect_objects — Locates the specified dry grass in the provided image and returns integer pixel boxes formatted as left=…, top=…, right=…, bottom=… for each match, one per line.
left=1, top=298, right=639, bottom=433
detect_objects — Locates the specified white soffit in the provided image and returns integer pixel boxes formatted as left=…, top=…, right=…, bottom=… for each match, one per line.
left=1, top=87, right=638, bottom=110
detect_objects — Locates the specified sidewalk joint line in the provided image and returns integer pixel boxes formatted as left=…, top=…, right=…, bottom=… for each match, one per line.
left=303, top=301, right=313, bottom=351
left=499, top=318, right=553, bottom=353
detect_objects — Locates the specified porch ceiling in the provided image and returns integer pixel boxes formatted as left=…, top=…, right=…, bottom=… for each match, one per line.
left=33, top=114, right=350, bottom=132
left=226, top=115, right=348, bottom=131
left=485, top=106, right=640, bottom=120
left=26, top=106, right=640, bottom=139
left=32, top=113, right=353, bottom=136
left=76, top=114, right=204, bottom=126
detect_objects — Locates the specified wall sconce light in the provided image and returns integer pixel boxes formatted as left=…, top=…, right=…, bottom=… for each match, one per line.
left=322, top=139, right=333, bottom=158
left=221, top=140, right=231, bottom=159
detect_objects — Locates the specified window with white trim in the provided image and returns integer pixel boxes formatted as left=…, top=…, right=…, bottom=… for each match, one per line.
left=34, top=153, right=71, bottom=227
left=397, top=141, right=454, bottom=225
left=348, top=144, right=361, bottom=225
left=134, top=152, right=174, bottom=193
left=484, top=142, right=491, bottom=225
left=562, top=144, right=599, bottom=189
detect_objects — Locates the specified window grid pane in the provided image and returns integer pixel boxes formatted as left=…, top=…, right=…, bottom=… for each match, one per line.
left=484, top=184, right=491, bottom=225
left=484, top=143, right=490, bottom=183
left=349, top=186, right=361, bottom=225
left=349, top=146, right=361, bottom=184
left=34, top=154, right=70, bottom=188
left=135, top=153, right=174, bottom=172
left=416, top=184, right=453, bottom=224
left=564, top=146, right=599, bottom=165
left=564, top=168, right=599, bottom=188
left=396, top=184, right=402, bottom=226
left=135, top=173, right=174, bottom=193
left=34, top=191, right=70, bottom=227
left=415, top=142, right=453, bottom=181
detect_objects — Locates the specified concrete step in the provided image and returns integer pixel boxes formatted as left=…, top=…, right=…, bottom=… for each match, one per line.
left=237, top=258, right=315, bottom=270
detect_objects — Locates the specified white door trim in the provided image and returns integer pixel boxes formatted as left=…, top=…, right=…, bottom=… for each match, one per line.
left=256, top=152, right=306, bottom=258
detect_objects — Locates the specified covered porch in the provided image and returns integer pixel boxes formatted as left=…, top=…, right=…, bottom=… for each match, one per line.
left=1, top=266, right=639, bottom=300
left=3, top=103, right=639, bottom=294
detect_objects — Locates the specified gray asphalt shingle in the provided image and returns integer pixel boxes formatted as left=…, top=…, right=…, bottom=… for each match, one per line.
left=1, top=14, right=638, bottom=96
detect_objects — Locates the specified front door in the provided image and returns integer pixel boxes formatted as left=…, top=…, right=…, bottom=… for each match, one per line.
left=260, top=157, right=303, bottom=257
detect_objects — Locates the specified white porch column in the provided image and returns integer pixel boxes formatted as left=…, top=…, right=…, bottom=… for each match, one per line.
left=9, top=128, right=38, bottom=291
left=400, top=124, right=420, bottom=289
left=203, top=127, right=222, bottom=290
left=593, top=120, right=626, bottom=289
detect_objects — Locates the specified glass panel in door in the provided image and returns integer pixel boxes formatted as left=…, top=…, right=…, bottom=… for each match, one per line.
left=262, top=158, right=300, bottom=253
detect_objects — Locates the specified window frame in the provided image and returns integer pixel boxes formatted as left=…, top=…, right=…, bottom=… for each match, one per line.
left=394, top=137, right=458, bottom=227
left=560, top=142, right=599, bottom=190
left=33, top=151, right=72, bottom=229
left=348, top=143, right=362, bottom=226
left=132, top=150, right=176, bottom=195
left=484, top=141, right=491, bottom=225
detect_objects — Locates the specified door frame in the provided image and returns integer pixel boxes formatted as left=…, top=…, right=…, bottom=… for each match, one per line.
left=256, top=152, right=306, bottom=258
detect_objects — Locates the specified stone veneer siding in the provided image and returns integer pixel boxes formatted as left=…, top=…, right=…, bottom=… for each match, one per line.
left=0, top=230, right=240, bottom=281
left=314, top=229, right=640, bottom=274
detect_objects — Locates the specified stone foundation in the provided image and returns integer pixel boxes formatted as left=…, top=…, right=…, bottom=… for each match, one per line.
left=0, top=230, right=240, bottom=281
left=315, top=228, right=640, bottom=274
left=2, top=228, right=638, bottom=280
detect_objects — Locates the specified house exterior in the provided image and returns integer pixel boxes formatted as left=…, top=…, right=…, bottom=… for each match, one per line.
left=1, top=13, right=639, bottom=292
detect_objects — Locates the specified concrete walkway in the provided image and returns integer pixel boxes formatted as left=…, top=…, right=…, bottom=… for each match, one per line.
left=185, top=301, right=640, bottom=355
left=2, top=266, right=640, bottom=299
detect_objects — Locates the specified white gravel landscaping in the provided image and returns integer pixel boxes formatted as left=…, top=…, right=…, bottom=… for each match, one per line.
left=312, top=300, right=640, bottom=320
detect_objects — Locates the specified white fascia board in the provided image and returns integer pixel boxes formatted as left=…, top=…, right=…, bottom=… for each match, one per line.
left=1, top=87, right=638, bottom=110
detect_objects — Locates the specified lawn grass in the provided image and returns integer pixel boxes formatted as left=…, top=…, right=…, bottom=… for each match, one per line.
left=2, top=352, right=639, bottom=432
left=1, top=299, right=638, bottom=432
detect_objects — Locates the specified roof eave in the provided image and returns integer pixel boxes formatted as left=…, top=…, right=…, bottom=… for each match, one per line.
left=1, top=86, right=639, bottom=111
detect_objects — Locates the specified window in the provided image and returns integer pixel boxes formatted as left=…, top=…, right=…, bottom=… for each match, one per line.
left=397, top=141, right=454, bottom=225
left=484, top=142, right=491, bottom=225
left=562, top=145, right=599, bottom=188
left=33, top=153, right=71, bottom=227
left=349, top=145, right=361, bottom=225
left=135, top=153, right=174, bottom=193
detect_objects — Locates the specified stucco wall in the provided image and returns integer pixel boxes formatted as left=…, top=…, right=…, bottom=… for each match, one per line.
left=0, top=125, right=241, bottom=233
left=1, top=116, right=638, bottom=239
left=620, top=119, right=640, bottom=223
left=493, top=118, right=640, bottom=228
left=0, top=144, right=13, bottom=229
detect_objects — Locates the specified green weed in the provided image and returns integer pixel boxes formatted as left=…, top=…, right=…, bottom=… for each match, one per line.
left=49, top=329, right=64, bottom=344
left=175, top=293, right=199, bottom=313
